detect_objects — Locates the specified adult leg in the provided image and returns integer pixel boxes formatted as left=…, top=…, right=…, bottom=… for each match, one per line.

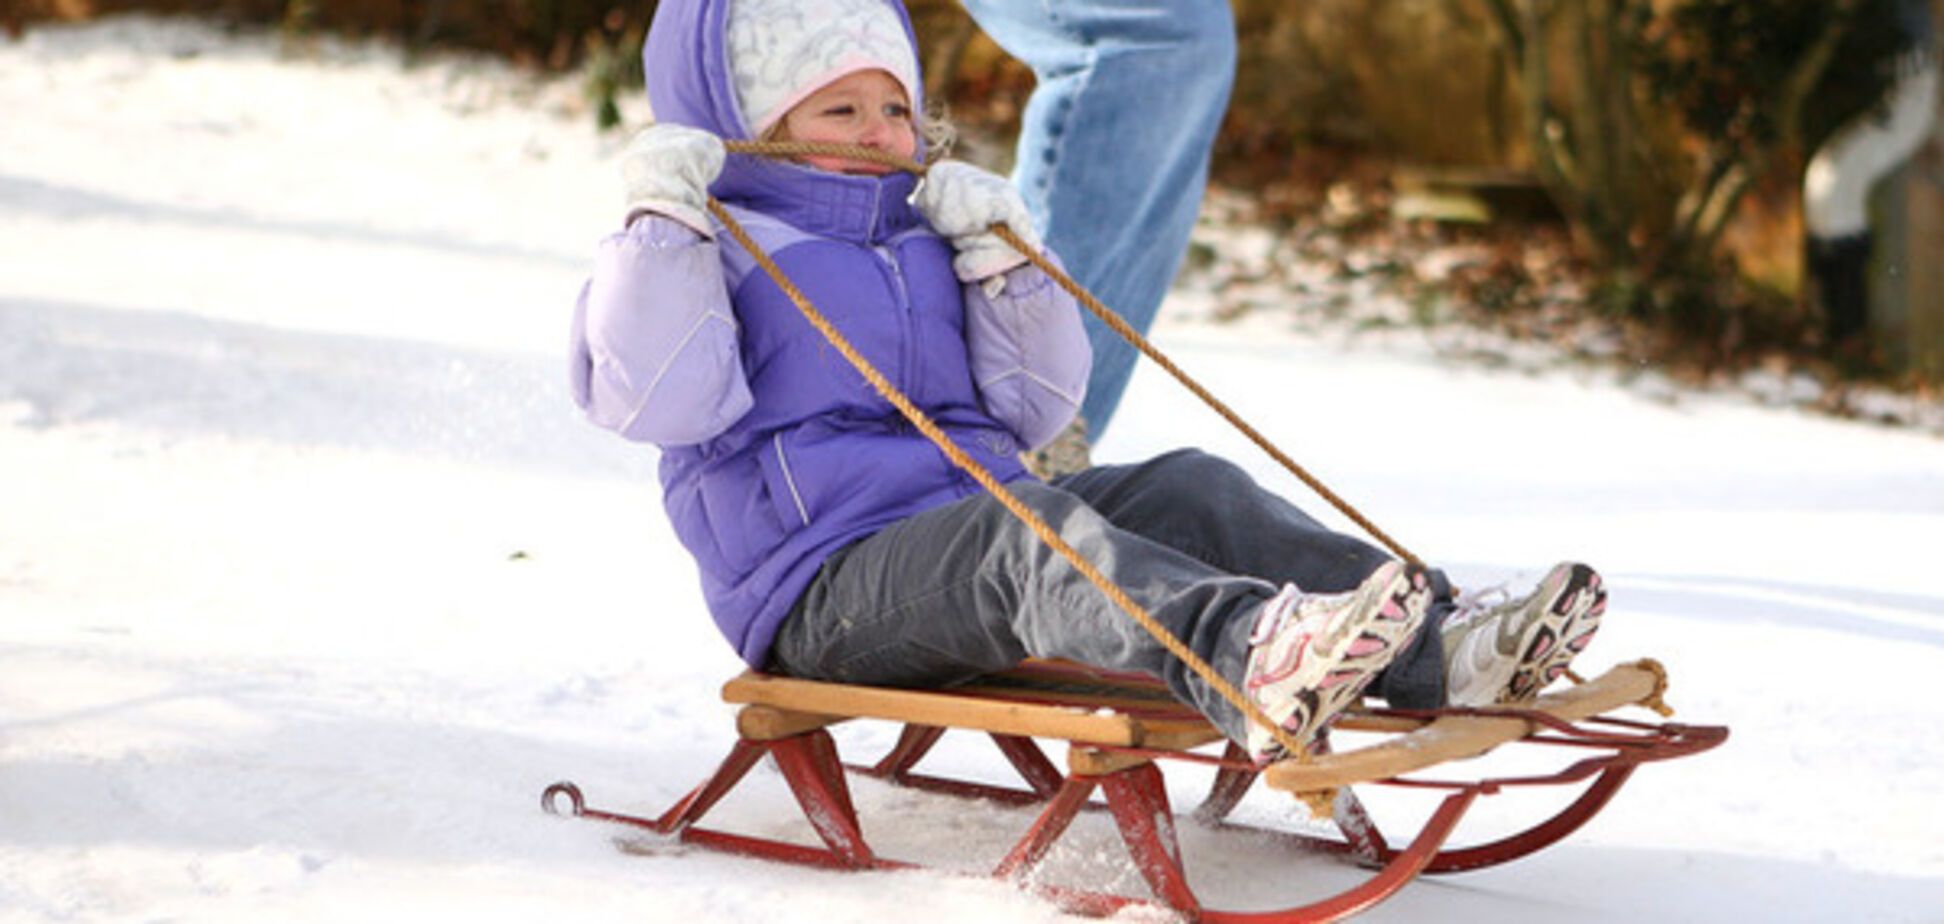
left=960, top=0, right=1236, bottom=437
left=1054, top=449, right=1453, bottom=708
left=769, top=479, right=1274, bottom=743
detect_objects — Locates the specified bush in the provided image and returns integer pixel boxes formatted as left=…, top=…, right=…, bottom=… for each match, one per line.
left=1476, top=0, right=1913, bottom=324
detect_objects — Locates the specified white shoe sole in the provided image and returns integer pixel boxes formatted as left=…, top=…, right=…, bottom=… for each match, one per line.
left=1246, top=561, right=1432, bottom=763
left=1502, top=563, right=1606, bottom=703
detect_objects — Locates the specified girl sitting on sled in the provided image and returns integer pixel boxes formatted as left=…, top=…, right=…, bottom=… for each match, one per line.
left=569, top=0, right=1606, bottom=764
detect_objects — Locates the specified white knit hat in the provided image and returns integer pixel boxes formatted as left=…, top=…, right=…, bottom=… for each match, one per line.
left=725, top=0, right=921, bottom=135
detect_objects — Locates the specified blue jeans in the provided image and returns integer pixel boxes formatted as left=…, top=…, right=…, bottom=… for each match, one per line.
left=961, top=0, right=1237, bottom=438
left=769, top=450, right=1451, bottom=745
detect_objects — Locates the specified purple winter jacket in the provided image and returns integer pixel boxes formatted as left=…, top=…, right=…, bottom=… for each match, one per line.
left=568, top=0, right=1092, bottom=669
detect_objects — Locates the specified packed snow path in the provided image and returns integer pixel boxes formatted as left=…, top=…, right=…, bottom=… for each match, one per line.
left=2, top=17, right=1941, bottom=923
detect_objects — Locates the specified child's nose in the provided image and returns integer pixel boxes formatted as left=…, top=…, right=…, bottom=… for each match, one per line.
left=859, top=113, right=896, bottom=148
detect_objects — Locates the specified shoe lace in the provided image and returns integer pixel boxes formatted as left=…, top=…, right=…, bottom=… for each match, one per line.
left=1448, top=582, right=1512, bottom=628
left=1248, top=582, right=1309, bottom=646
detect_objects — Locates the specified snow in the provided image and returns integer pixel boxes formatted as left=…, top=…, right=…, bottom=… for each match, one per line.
left=3, top=16, right=1942, bottom=923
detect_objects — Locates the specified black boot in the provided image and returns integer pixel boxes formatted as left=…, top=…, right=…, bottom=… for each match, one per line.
left=1808, top=232, right=1873, bottom=347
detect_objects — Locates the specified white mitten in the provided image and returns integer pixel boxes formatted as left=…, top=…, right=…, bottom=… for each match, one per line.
left=620, top=123, right=726, bottom=236
left=910, top=160, right=1041, bottom=283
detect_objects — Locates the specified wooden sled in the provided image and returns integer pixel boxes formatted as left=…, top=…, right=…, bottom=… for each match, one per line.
left=543, top=659, right=1726, bottom=922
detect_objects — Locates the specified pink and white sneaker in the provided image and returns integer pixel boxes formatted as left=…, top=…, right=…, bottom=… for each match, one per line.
left=1441, top=562, right=1607, bottom=707
left=1242, top=561, right=1433, bottom=765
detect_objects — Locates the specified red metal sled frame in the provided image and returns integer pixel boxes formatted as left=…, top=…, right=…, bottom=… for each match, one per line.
left=543, top=685, right=1724, bottom=922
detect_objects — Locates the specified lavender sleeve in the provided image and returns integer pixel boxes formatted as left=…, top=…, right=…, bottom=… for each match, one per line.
left=962, top=257, right=1092, bottom=451
left=569, top=215, right=753, bottom=446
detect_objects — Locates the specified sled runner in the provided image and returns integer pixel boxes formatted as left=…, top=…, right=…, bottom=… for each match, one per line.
left=542, top=657, right=1725, bottom=922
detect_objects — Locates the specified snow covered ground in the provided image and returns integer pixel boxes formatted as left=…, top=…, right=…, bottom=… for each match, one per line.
left=3, top=16, right=1942, bottom=923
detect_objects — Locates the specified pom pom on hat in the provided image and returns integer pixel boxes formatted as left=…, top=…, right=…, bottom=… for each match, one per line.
left=726, top=0, right=921, bottom=135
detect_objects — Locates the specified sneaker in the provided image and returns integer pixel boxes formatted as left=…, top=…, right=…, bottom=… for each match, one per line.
left=1242, top=561, right=1432, bottom=764
left=1441, top=562, right=1606, bottom=708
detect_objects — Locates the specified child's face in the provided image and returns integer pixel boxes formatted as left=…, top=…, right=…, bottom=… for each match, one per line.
left=774, top=69, right=916, bottom=176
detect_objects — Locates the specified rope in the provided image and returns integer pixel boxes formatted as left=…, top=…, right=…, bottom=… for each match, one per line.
left=706, top=139, right=1448, bottom=772
left=706, top=197, right=1316, bottom=764
left=1628, top=659, right=1676, bottom=718
left=726, top=140, right=933, bottom=172
left=719, top=141, right=1418, bottom=566
left=990, top=225, right=1422, bottom=566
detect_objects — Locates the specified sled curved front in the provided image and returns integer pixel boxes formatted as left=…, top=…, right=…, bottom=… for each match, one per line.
left=542, top=659, right=1726, bottom=922
left=1263, top=659, right=1680, bottom=793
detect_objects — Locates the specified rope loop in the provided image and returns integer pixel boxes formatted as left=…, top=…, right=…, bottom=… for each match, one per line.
left=724, top=140, right=927, bottom=175
left=722, top=139, right=1418, bottom=565
left=988, top=224, right=1421, bottom=567
left=1628, top=659, right=1676, bottom=718
left=707, top=198, right=1314, bottom=766
left=706, top=141, right=1429, bottom=778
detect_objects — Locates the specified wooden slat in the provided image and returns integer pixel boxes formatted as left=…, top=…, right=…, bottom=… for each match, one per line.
left=722, top=671, right=1222, bottom=750
left=724, top=662, right=1667, bottom=788
left=1331, top=712, right=1435, bottom=735
left=1263, top=663, right=1664, bottom=794
left=1068, top=747, right=1160, bottom=776
left=726, top=672, right=1147, bottom=746
left=736, top=704, right=844, bottom=741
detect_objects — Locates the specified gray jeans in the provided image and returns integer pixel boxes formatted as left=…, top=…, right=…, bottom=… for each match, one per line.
left=769, top=449, right=1451, bottom=743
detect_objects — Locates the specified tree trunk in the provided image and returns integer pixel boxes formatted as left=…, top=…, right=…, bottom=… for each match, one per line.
left=1893, top=0, right=1944, bottom=375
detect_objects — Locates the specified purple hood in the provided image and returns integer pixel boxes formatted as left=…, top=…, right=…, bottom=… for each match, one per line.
left=644, top=0, right=929, bottom=225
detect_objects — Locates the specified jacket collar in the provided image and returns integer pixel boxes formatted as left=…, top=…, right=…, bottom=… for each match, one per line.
left=714, top=154, right=922, bottom=244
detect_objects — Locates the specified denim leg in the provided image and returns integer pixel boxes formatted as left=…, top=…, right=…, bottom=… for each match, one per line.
left=960, top=0, right=1237, bottom=437
left=769, top=478, right=1275, bottom=743
left=1054, top=449, right=1453, bottom=708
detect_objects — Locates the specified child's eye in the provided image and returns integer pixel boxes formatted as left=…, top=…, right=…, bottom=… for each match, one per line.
left=823, top=104, right=856, bottom=117
left=884, top=103, right=911, bottom=119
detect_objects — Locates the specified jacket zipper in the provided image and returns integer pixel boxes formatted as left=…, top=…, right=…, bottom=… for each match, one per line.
left=873, top=235, right=962, bottom=487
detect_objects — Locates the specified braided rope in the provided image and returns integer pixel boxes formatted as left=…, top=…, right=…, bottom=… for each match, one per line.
left=705, top=139, right=1451, bottom=764
left=726, top=139, right=934, bottom=172
left=721, top=143, right=1417, bottom=565
left=713, top=139, right=1622, bottom=734
left=706, top=198, right=1313, bottom=762
left=987, top=225, right=1423, bottom=567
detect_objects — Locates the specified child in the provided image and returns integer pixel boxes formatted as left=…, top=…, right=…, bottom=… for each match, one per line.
left=569, top=0, right=1607, bottom=763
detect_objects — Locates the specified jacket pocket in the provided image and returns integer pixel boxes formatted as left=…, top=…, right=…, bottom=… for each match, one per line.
left=756, top=430, right=814, bottom=529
